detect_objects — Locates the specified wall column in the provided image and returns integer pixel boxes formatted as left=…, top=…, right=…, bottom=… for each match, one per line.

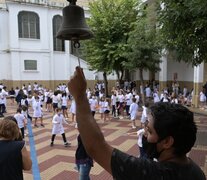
left=192, top=63, right=204, bottom=107
left=159, top=50, right=168, bottom=92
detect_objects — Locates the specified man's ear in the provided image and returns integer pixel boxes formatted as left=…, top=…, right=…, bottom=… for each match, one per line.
left=162, top=136, right=174, bottom=149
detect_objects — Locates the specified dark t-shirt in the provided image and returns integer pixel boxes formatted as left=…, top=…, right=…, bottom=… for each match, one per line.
left=0, top=140, right=24, bottom=180
left=75, top=135, right=93, bottom=166
left=111, top=148, right=206, bottom=180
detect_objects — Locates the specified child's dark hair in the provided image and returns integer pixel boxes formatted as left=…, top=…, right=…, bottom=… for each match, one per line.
left=56, top=108, right=62, bottom=112
left=17, top=107, right=22, bottom=113
left=144, top=102, right=149, bottom=107
left=132, top=97, right=136, bottom=103
left=54, top=91, right=58, bottom=96
left=62, top=92, right=67, bottom=97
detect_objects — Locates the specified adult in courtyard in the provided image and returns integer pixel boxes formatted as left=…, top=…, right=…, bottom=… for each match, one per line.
left=0, top=118, right=32, bottom=180
left=68, top=67, right=206, bottom=180
left=75, top=134, right=93, bottom=180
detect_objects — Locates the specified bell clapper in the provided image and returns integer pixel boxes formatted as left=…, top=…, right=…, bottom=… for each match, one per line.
left=73, top=41, right=81, bottom=67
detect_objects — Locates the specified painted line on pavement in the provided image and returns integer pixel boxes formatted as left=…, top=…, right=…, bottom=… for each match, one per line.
left=27, top=119, right=41, bottom=180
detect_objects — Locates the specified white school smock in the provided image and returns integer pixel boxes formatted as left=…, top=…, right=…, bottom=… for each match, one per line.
left=141, top=106, right=148, bottom=123
left=70, top=100, right=76, bottom=114
left=89, top=98, right=98, bottom=111
left=104, top=101, right=110, bottom=111
left=33, top=101, right=42, bottom=118
left=125, top=93, right=132, bottom=106
left=200, top=92, right=206, bottom=102
left=129, top=103, right=138, bottom=120
left=118, top=94, right=124, bottom=103
left=153, top=93, right=160, bottom=103
left=14, top=113, right=25, bottom=129
left=61, top=96, right=68, bottom=106
left=137, top=128, right=145, bottom=147
left=52, top=114, right=66, bottom=134
left=99, top=101, right=105, bottom=113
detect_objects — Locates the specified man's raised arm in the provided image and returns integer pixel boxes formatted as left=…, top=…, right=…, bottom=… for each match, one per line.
left=68, top=67, right=113, bottom=174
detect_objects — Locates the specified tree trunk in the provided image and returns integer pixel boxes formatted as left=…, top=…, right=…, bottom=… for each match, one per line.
left=115, top=70, right=120, bottom=81
left=120, top=69, right=124, bottom=81
left=124, top=69, right=130, bottom=81
left=139, top=68, right=145, bottom=104
left=103, top=72, right=109, bottom=97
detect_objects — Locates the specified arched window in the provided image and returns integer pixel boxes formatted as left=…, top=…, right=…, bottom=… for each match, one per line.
left=18, top=11, right=40, bottom=39
left=53, top=15, right=65, bottom=51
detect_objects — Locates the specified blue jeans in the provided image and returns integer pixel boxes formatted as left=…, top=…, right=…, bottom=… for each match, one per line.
left=77, top=163, right=91, bottom=180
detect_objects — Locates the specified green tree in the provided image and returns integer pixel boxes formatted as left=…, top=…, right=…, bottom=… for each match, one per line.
left=158, top=0, right=207, bottom=65
left=124, top=1, right=162, bottom=103
left=83, top=0, right=137, bottom=96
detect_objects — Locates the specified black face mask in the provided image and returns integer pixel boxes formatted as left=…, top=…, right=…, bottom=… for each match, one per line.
left=142, top=137, right=163, bottom=160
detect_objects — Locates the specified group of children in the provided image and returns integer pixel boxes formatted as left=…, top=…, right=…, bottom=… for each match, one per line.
left=10, top=80, right=207, bottom=161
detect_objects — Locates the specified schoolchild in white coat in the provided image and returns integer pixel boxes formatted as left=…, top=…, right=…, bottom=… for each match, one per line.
left=33, top=96, right=44, bottom=128
left=153, top=90, right=160, bottom=103
left=99, top=97, right=105, bottom=121
left=69, top=96, right=77, bottom=128
left=14, top=108, right=26, bottom=139
left=129, top=97, right=138, bottom=129
left=50, top=108, right=70, bottom=147
left=61, top=92, right=69, bottom=119
left=140, top=102, right=149, bottom=128
left=89, top=95, right=98, bottom=117
left=103, top=98, right=110, bottom=122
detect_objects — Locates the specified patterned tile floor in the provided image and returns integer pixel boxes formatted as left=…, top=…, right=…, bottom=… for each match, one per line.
left=3, top=104, right=207, bottom=179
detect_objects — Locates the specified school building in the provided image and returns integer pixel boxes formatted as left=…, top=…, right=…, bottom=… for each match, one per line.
left=0, top=0, right=207, bottom=107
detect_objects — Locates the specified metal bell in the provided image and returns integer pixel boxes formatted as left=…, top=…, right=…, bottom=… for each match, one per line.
left=56, top=0, right=93, bottom=40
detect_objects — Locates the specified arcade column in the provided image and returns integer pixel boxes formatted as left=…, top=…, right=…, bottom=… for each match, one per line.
left=192, top=63, right=204, bottom=107
left=159, top=50, right=168, bottom=92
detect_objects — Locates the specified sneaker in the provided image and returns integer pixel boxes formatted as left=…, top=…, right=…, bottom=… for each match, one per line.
left=40, top=124, right=45, bottom=127
left=132, top=126, right=136, bottom=129
left=74, top=166, right=78, bottom=171
left=64, top=142, right=71, bottom=147
left=50, top=142, right=54, bottom=147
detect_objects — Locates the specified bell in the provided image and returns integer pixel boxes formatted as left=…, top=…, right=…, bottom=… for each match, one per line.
left=56, top=0, right=93, bottom=40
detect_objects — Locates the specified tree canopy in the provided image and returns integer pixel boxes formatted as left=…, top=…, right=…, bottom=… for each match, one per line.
left=83, top=0, right=137, bottom=79
left=124, top=1, right=161, bottom=73
left=158, top=0, right=207, bottom=65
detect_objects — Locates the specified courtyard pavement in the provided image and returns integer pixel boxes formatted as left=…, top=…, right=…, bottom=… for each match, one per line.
left=2, top=103, right=207, bottom=180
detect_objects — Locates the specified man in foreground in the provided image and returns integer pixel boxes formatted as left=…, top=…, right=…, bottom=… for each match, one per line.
left=68, top=67, right=206, bottom=180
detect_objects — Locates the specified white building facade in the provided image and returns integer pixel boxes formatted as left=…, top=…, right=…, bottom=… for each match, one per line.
left=0, top=0, right=112, bottom=89
left=0, top=0, right=206, bottom=106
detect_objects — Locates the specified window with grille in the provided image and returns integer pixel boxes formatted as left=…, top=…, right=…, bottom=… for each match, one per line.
left=53, top=15, right=65, bottom=51
left=18, top=11, right=40, bottom=39
left=24, top=60, right=37, bottom=70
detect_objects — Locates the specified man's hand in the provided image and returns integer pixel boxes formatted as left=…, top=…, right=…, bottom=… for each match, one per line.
left=68, top=66, right=87, bottom=100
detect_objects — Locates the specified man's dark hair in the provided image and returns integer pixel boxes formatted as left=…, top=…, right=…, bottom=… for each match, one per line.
left=150, top=102, right=197, bottom=156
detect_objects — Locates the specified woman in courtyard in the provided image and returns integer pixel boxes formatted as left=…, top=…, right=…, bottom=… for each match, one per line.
left=0, top=118, right=32, bottom=179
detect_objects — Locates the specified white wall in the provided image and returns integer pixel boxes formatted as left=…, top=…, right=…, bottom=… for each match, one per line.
left=131, top=69, right=150, bottom=81
left=0, top=10, right=9, bottom=50
left=167, top=59, right=194, bottom=82
left=0, top=9, right=11, bottom=80
left=0, top=1, right=101, bottom=82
